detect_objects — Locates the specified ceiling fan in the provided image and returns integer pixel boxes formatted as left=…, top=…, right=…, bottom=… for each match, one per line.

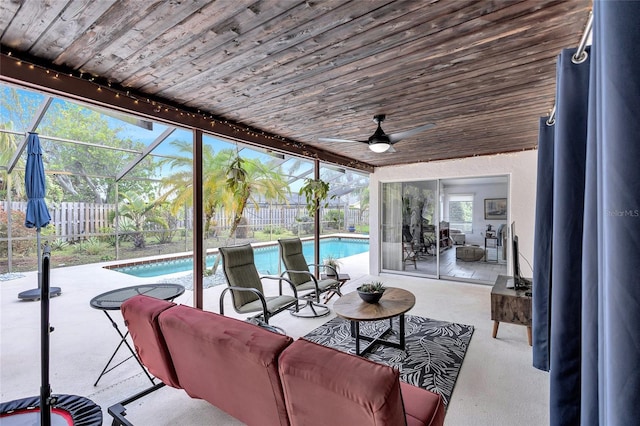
left=318, top=114, right=435, bottom=153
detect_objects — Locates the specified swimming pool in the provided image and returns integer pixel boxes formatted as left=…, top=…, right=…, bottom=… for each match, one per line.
left=113, top=237, right=369, bottom=278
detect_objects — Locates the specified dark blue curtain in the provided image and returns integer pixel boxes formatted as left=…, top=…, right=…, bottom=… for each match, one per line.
left=533, top=1, right=640, bottom=424
left=532, top=117, right=554, bottom=372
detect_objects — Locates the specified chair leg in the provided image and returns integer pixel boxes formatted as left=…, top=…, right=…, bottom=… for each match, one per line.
left=290, top=299, right=330, bottom=318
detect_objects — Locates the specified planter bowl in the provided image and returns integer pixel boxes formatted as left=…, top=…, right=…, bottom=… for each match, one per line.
left=357, top=288, right=385, bottom=304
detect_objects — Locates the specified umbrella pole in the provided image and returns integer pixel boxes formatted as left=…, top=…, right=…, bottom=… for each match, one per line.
left=37, top=228, right=42, bottom=289
left=40, top=243, right=52, bottom=426
left=17, top=230, right=62, bottom=300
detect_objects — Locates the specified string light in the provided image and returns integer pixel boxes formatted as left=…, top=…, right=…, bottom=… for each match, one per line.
left=1, top=52, right=374, bottom=172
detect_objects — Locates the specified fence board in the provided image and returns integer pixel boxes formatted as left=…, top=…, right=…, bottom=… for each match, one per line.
left=2, top=201, right=367, bottom=242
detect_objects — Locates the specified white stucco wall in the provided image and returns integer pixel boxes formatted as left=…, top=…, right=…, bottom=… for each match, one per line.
left=369, top=150, right=538, bottom=278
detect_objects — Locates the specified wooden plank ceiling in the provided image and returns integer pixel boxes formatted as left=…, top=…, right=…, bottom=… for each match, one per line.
left=0, top=0, right=592, bottom=170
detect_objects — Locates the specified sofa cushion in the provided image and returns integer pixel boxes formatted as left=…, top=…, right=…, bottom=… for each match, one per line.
left=278, top=339, right=406, bottom=426
left=158, top=305, right=293, bottom=426
left=121, top=295, right=180, bottom=388
left=400, top=382, right=445, bottom=426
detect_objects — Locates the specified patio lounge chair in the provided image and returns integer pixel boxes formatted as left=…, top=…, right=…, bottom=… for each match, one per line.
left=278, top=238, right=341, bottom=318
left=219, top=244, right=298, bottom=327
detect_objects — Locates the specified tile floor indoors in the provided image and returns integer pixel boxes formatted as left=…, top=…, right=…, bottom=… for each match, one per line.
left=1, top=252, right=547, bottom=425
left=404, top=243, right=509, bottom=284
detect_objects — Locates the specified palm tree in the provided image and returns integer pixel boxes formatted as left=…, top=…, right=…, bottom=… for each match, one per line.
left=117, top=191, right=167, bottom=248
left=160, top=143, right=290, bottom=273
left=159, top=141, right=229, bottom=237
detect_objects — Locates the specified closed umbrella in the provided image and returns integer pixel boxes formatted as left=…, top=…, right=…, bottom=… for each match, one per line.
left=18, top=132, right=61, bottom=301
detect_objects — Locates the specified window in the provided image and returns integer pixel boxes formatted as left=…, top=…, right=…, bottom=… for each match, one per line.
left=448, top=194, right=473, bottom=232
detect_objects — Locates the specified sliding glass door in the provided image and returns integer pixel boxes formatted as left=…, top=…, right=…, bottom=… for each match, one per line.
left=381, top=180, right=438, bottom=277
left=381, top=176, right=508, bottom=284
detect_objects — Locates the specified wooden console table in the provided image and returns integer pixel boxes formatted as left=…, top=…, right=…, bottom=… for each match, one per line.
left=490, top=275, right=532, bottom=345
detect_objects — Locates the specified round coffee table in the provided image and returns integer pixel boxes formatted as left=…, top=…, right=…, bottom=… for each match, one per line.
left=333, top=287, right=415, bottom=356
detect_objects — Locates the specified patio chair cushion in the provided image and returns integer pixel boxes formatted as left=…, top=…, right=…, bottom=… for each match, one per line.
left=220, top=244, right=264, bottom=309
left=294, top=278, right=338, bottom=293
left=158, top=304, right=293, bottom=426
left=121, top=295, right=180, bottom=388
left=278, top=238, right=317, bottom=287
left=278, top=238, right=339, bottom=292
left=236, top=295, right=298, bottom=314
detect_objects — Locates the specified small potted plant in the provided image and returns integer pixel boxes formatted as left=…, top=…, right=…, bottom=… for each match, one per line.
left=357, top=281, right=386, bottom=304
left=323, top=255, right=341, bottom=276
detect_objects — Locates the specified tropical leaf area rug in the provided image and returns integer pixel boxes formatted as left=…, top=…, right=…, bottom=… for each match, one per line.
left=303, top=315, right=474, bottom=407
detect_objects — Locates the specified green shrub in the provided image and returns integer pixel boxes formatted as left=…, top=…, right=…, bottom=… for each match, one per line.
left=153, top=228, right=176, bottom=244
left=98, top=226, right=117, bottom=246
left=262, top=224, right=285, bottom=235
left=49, top=238, right=69, bottom=251
left=324, top=209, right=344, bottom=229
left=291, top=216, right=313, bottom=235
left=74, top=237, right=104, bottom=255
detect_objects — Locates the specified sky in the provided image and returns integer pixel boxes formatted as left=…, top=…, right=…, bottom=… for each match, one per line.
left=1, top=84, right=365, bottom=199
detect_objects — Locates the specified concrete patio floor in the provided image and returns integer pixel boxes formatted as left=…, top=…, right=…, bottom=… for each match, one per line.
left=1, top=252, right=548, bottom=425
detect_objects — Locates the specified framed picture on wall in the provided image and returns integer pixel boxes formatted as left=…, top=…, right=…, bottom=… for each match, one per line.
left=484, top=198, right=507, bottom=220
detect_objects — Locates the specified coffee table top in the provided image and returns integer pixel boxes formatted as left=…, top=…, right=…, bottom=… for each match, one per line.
left=90, top=283, right=185, bottom=310
left=333, top=287, right=415, bottom=322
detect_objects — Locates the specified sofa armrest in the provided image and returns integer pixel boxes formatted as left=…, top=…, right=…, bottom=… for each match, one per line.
left=400, top=382, right=445, bottom=426
left=121, top=295, right=180, bottom=388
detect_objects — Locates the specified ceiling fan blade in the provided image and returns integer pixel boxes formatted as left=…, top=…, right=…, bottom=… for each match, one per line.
left=318, top=137, right=362, bottom=143
left=388, top=123, right=436, bottom=143
left=386, top=145, right=396, bottom=153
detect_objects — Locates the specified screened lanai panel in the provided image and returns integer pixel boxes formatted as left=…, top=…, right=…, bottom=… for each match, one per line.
left=0, top=86, right=49, bottom=136
left=2, top=82, right=369, bottom=276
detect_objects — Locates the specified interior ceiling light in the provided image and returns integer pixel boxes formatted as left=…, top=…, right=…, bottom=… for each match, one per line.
left=369, top=142, right=391, bottom=153
left=318, top=114, right=435, bottom=154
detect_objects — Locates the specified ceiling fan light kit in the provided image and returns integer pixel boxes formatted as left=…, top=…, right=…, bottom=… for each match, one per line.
left=318, top=114, right=435, bottom=154
left=369, top=142, right=391, bottom=153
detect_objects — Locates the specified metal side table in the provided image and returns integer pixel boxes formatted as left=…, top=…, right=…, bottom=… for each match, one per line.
left=90, top=283, right=185, bottom=386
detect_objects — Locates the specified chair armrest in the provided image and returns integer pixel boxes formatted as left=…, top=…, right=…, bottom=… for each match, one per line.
left=261, top=275, right=298, bottom=297
left=219, top=286, right=268, bottom=317
left=280, top=269, right=319, bottom=286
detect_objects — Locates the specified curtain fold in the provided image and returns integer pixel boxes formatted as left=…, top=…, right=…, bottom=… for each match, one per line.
left=534, top=1, right=640, bottom=424
left=549, top=46, right=590, bottom=425
left=592, top=2, right=640, bottom=424
left=533, top=117, right=554, bottom=372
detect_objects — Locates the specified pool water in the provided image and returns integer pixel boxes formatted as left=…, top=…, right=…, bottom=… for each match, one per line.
left=114, top=237, right=369, bottom=278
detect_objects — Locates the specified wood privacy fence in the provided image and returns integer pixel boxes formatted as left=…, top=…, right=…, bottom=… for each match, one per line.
left=2, top=201, right=367, bottom=241
left=3, top=201, right=114, bottom=240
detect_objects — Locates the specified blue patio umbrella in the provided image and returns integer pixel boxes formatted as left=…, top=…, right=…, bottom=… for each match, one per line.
left=24, top=132, right=51, bottom=230
left=18, top=133, right=61, bottom=301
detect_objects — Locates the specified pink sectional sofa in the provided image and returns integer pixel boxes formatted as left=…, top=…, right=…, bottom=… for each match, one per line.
left=110, top=295, right=445, bottom=426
